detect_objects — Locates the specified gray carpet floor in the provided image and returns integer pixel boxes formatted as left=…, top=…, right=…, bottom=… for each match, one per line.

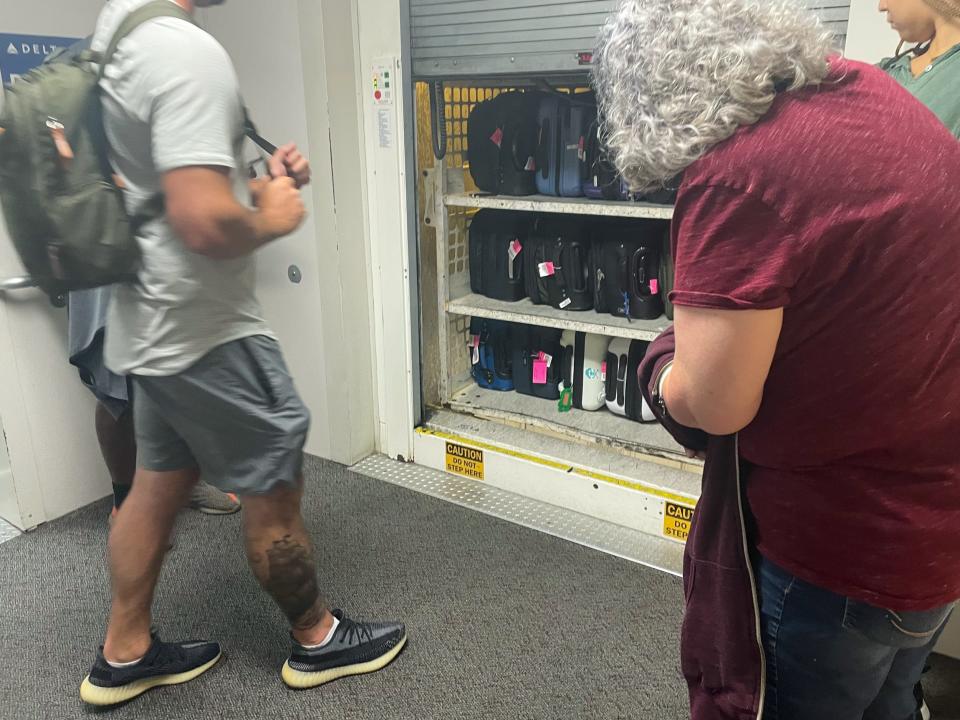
left=0, top=456, right=957, bottom=720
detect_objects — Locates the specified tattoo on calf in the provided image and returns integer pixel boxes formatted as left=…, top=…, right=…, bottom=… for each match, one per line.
left=259, top=535, right=324, bottom=630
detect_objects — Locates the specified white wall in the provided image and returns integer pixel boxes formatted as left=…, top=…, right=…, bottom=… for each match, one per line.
left=200, top=0, right=378, bottom=465
left=355, top=0, right=419, bottom=461
left=303, top=0, right=380, bottom=464
left=200, top=1, right=334, bottom=460
left=846, top=0, right=900, bottom=62
left=0, top=0, right=112, bottom=528
left=0, top=424, right=16, bottom=526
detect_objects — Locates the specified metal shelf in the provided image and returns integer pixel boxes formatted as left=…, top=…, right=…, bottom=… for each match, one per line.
left=448, top=293, right=670, bottom=341
left=449, top=385, right=695, bottom=465
left=445, top=192, right=674, bottom=220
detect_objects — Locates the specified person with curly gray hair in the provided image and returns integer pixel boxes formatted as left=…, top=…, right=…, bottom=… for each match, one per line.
left=595, top=1, right=960, bottom=719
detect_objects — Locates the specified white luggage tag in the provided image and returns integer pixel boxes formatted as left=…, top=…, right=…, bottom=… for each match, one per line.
left=508, top=239, right=522, bottom=280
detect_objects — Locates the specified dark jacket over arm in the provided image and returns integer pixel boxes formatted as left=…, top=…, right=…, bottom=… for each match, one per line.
left=638, top=327, right=765, bottom=720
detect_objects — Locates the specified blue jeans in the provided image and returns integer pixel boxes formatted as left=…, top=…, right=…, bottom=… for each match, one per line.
left=758, top=555, right=955, bottom=720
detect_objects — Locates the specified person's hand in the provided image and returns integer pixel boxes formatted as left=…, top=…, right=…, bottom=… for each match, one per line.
left=248, top=176, right=270, bottom=205
left=255, top=176, right=306, bottom=239
left=268, top=143, right=311, bottom=189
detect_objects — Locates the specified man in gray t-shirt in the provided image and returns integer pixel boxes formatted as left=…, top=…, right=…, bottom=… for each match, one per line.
left=80, top=0, right=405, bottom=707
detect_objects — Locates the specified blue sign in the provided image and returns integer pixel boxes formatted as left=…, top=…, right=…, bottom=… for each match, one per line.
left=0, top=33, right=81, bottom=85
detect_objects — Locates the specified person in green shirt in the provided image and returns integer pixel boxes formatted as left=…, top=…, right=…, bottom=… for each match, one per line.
left=879, top=0, right=960, bottom=136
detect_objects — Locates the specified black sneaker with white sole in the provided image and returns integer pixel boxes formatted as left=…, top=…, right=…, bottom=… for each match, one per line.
left=80, top=632, right=222, bottom=706
left=282, top=609, right=406, bottom=689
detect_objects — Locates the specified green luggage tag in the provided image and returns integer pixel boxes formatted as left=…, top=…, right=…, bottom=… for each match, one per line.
left=558, top=384, right=574, bottom=413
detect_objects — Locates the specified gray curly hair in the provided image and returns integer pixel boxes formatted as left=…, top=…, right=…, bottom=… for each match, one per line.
left=593, top=0, right=837, bottom=192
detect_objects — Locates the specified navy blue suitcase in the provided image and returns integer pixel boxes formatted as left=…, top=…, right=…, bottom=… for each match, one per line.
left=469, top=318, right=514, bottom=391
left=561, top=100, right=594, bottom=197
left=535, top=95, right=562, bottom=196
left=536, top=95, right=593, bottom=197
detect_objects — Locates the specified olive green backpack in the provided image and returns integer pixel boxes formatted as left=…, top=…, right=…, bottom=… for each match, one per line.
left=0, top=1, right=193, bottom=300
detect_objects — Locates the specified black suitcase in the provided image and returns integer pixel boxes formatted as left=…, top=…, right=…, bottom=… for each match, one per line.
left=581, top=118, right=631, bottom=201
left=467, top=91, right=541, bottom=196
left=522, top=230, right=550, bottom=305
left=511, top=324, right=563, bottom=400
left=530, top=217, right=593, bottom=311
left=591, top=221, right=664, bottom=320
left=468, top=210, right=529, bottom=302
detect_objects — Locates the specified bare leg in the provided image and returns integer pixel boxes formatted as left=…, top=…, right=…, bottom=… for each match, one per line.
left=94, top=403, right=137, bottom=508
left=241, top=479, right=334, bottom=646
left=103, top=467, right=199, bottom=662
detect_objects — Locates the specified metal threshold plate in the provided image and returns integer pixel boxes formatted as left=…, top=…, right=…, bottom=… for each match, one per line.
left=352, top=454, right=683, bottom=577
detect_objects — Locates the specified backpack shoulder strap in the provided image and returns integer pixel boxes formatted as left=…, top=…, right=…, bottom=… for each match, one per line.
left=99, top=0, right=196, bottom=79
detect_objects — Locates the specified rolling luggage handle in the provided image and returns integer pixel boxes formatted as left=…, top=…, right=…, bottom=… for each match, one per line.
left=492, top=335, right=511, bottom=384
left=537, top=119, right=551, bottom=181
left=630, top=248, right=662, bottom=320
left=529, top=240, right=550, bottom=304
left=630, top=249, right=648, bottom=300
left=561, top=344, right=575, bottom=390
left=604, top=351, right=618, bottom=404
left=616, top=351, right=628, bottom=407
left=550, top=250, right=569, bottom=309
left=592, top=242, right=606, bottom=312
left=507, top=237, right=522, bottom=281
left=549, top=241, right=588, bottom=311
left=510, top=120, right=536, bottom=174
left=558, top=343, right=576, bottom=413
left=618, top=253, right=633, bottom=321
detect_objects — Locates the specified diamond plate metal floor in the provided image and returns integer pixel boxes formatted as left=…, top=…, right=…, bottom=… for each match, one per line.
left=0, top=518, right=21, bottom=546
left=352, top=454, right=683, bottom=576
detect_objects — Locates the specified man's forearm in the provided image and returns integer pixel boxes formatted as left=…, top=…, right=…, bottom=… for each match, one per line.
left=174, top=198, right=278, bottom=260
left=210, top=204, right=279, bottom=259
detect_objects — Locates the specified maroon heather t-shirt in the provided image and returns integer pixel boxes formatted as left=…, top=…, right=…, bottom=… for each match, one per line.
left=671, top=59, right=960, bottom=611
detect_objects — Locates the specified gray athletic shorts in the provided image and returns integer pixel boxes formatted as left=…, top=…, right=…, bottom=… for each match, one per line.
left=132, top=335, right=310, bottom=495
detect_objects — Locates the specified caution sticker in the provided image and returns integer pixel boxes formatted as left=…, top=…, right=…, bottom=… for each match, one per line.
left=663, top=501, right=694, bottom=542
left=445, top=442, right=484, bottom=481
